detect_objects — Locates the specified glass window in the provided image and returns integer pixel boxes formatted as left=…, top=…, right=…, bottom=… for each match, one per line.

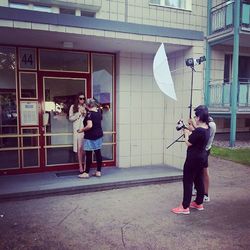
left=39, top=50, right=89, bottom=72
left=21, top=128, right=39, bottom=168
left=32, top=5, right=52, bottom=13
left=9, top=2, right=29, bottom=10
left=9, top=2, right=52, bottom=13
left=21, top=128, right=39, bottom=147
left=0, top=46, right=19, bottom=169
left=81, top=11, right=95, bottom=17
left=0, top=47, right=17, bottom=135
left=0, top=151, right=19, bottom=169
left=60, top=8, right=75, bottom=15
left=92, top=54, right=114, bottom=161
left=150, top=0, right=191, bottom=10
left=20, top=72, right=37, bottom=99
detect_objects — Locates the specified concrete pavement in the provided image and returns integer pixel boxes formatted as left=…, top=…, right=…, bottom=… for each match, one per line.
left=0, top=157, right=249, bottom=250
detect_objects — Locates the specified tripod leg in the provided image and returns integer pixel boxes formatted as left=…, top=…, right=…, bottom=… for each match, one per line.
left=166, top=134, right=184, bottom=149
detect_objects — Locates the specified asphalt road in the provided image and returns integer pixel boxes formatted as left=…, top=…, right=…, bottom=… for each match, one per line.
left=0, top=157, right=249, bottom=250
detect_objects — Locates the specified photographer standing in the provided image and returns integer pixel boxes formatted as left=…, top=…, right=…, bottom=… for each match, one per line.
left=202, top=116, right=216, bottom=201
left=172, top=105, right=210, bottom=215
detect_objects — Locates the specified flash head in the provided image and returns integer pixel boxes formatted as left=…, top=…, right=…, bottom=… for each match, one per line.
left=185, top=56, right=206, bottom=67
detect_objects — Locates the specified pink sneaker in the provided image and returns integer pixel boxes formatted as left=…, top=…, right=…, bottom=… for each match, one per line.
left=190, top=201, right=204, bottom=211
left=171, top=205, right=190, bottom=215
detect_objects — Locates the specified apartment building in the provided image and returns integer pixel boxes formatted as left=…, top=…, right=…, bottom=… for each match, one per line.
left=0, top=0, right=207, bottom=174
left=206, top=0, right=250, bottom=145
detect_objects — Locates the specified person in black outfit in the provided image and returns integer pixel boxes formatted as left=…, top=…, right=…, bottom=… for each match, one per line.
left=77, top=98, right=103, bottom=179
left=172, top=105, right=210, bottom=214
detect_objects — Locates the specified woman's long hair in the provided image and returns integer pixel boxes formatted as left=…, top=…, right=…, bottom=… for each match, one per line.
left=73, top=92, right=85, bottom=113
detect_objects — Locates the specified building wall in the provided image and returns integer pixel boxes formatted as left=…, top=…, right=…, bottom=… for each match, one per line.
left=116, top=51, right=165, bottom=167
left=0, top=0, right=208, bottom=170
left=96, top=0, right=207, bottom=34
left=116, top=39, right=205, bottom=169
left=0, top=0, right=208, bottom=34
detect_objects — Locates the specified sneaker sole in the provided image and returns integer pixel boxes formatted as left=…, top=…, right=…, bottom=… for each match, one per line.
left=78, top=175, right=89, bottom=179
left=190, top=206, right=204, bottom=211
left=171, top=210, right=190, bottom=215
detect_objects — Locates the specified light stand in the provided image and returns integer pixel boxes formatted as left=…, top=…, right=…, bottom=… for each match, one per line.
left=166, top=66, right=195, bottom=149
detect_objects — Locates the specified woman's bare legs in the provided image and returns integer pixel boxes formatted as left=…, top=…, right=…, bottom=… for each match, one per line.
left=77, top=139, right=85, bottom=173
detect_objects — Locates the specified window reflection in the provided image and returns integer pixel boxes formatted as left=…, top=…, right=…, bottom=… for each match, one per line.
left=92, top=54, right=114, bottom=161
left=0, top=47, right=17, bottom=136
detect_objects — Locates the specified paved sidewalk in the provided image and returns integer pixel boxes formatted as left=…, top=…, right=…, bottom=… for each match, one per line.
left=0, top=165, right=182, bottom=201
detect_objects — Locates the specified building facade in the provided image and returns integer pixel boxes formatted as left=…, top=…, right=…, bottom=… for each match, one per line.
left=206, top=0, right=250, bottom=146
left=1, top=0, right=209, bottom=174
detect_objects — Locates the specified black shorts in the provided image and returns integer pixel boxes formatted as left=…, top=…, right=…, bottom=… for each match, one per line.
left=204, top=149, right=210, bottom=168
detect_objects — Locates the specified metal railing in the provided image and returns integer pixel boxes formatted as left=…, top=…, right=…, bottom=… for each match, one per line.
left=210, top=1, right=250, bottom=34
left=210, top=1, right=234, bottom=34
left=242, top=1, right=250, bottom=28
left=208, top=80, right=250, bottom=107
left=209, top=81, right=231, bottom=107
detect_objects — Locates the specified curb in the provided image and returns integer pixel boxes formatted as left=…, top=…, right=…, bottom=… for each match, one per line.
left=0, top=175, right=182, bottom=202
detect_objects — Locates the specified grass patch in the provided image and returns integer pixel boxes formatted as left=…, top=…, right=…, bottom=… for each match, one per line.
left=211, top=146, right=250, bottom=166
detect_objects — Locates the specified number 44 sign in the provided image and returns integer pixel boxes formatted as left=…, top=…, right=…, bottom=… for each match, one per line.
left=19, top=48, right=36, bottom=70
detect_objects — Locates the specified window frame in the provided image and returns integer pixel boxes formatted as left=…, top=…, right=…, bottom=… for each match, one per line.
left=149, top=0, right=192, bottom=11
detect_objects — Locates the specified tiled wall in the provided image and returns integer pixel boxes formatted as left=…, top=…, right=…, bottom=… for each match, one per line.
left=0, top=0, right=208, bottom=34
left=116, top=41, right=205, bottom=169
left=211, top=0, right=225, bottom=8
left=116, top=51, right=165, bottom=167
left=97, top=0, right=207, bottom=33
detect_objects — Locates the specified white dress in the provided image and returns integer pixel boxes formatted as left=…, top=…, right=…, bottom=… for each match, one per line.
left=69, top=104, right=86, bottom=153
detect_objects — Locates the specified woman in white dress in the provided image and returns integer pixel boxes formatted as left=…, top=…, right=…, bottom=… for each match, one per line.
left=69, top=93, right=86, bottom=173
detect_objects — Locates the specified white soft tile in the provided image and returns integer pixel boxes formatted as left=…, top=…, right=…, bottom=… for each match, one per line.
left=117, top=124, right=131, bottom=141
left=141, top=124, right=152, bottom=139
left=131, top=91, right=142, bottom=107
left=118, top=141, right=131, bottom=157
left=117, top=156, right=131, bottom=168
left=130, top=124, right=142, bottom=140
left=141, top=154, right=152, bottom=166
left=152, top=154, right=163, bottom=165
left=119, top=75, right=131, bottom=92
left=118, top=92, right=131, bottom=108
left=131, top=75, right=142, bottom=92
left=130, top=108, right=142, bottom=124
left=131, top=155, right=142, bottom=167
left=118, top=108, right=131, bottom=124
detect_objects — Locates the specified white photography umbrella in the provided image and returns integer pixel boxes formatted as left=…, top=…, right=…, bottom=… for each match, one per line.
left=153, top=43, right=177, bottom=101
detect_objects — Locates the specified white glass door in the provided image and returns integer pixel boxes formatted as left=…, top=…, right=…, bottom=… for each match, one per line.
left=42, top=77, right=86, bottom=167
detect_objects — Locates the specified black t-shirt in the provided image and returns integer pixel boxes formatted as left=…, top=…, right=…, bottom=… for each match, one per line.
left=186, top=127, right=210, bottom=165
left=83, top=110, right=103, bottom=140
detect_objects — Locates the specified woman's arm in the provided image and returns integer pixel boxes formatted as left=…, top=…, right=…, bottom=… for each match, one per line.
left=68, top=105, right=81, bottom=122
left=77, top=120, right=93, bottom=133
left=184, top=128, right=192, bottom=147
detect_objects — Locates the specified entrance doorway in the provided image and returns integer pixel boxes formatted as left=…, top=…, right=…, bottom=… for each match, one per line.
left=0, top=46, right=116, bottom=174
left=41, top=76, right=87, bottom=167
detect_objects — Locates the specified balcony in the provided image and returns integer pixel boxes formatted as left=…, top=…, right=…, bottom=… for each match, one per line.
left=210, top=1, right=250, bottom=35
left=208, top=80, right=250, bottom=112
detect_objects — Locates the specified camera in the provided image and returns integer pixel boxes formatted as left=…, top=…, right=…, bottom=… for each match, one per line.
left=176, top=120, right=187, bottom=131
left=185, top=56, right=206, bottom=67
